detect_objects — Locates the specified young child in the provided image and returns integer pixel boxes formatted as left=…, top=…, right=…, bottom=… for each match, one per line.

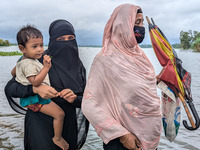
left=11, top=25, right=69, bottom=150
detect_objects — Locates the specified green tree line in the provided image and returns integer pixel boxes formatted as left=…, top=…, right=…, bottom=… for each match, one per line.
left=0, top=39, right=10, bottom=46
left=0, top=51, right=22, bottom=56
left=180, top=30, right=200, bottom=51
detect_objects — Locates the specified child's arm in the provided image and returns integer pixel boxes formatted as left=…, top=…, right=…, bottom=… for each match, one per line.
left=11, top=66, right=16, bottom=77
left=28, top=55, right=51, bottom=87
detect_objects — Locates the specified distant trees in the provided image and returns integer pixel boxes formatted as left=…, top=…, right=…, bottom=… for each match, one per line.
left=180, top=30, right=200, bottom=51
left=139, top=44, right=152, bottom=48
left=180, top=30, right=192, bottom=49
left=171, top=43, right=181, bottom=49
left=193, top=31, right=200, bottom=42
left=192, top=38, right=200, bottom=51
left=0, top=39, right=10, bottom=46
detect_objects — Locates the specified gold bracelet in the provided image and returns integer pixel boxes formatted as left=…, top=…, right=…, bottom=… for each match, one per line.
left=120, top=134, right=129, bottom=144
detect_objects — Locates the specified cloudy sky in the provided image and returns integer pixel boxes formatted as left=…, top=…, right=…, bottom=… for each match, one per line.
left=1, top=0, right=200, bottom=45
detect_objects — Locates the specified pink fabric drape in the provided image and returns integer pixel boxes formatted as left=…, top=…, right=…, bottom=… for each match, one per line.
left=82, top=4, right=162, bottom=150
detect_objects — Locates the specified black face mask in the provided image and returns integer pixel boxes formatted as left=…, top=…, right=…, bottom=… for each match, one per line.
left=134, top=26, right=145, bottom=44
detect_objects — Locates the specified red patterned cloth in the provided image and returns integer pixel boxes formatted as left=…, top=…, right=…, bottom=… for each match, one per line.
left=26, top=103, right=43, bottom=112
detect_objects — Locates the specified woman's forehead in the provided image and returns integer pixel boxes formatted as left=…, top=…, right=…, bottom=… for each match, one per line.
left=136, top=13, right=143, bottom=19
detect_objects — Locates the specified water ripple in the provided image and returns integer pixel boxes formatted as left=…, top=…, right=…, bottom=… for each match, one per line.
left=1, top=47, right=200, bottom=149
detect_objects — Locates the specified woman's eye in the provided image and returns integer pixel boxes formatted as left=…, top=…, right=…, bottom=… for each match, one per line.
left=135, top=20, right=141, bottom=25
left=56, top=35, right=75, bottom=41
left=68, top=36, right=74, bottom=40
left=57, top=38, right=65, bottom=41
left=135, top=18, right=144, bottom=26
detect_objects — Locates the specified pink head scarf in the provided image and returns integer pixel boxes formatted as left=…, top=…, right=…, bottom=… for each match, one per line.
left=82, top=4, right=161, bottom=150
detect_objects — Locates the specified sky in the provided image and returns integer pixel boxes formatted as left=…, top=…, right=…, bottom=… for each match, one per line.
left=0, top=0, right=200, bottom=46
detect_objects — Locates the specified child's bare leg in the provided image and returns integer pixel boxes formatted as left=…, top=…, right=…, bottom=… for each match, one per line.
left=39, top=101, right=69, bottom=150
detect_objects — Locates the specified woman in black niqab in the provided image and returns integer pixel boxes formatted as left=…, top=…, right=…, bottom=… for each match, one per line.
left=4, top=19, right=89, bottom=150
left=47, top=19, right=85, bottom=94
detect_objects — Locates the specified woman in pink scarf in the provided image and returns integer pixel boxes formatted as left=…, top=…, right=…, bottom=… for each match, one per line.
left=82, top=4, right=162, bottom=150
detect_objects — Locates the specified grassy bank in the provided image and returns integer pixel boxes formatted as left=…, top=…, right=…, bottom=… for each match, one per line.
left=0, top=51, right=22, bottom=56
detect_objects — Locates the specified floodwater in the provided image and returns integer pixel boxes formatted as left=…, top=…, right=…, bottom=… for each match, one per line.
left=0, top=46, right=200, bottom=150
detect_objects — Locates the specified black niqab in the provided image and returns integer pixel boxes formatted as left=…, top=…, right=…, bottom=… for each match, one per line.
left=48, top=19, right=86, bottom=93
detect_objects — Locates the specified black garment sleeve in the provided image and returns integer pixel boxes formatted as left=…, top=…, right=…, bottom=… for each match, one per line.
left=5, top=77, right=35, bottom=98
left=72, top=95, right=83, bottom=108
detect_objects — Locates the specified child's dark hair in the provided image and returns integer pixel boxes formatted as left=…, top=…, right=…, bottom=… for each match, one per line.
left=17, top=24, right=43, bottom=47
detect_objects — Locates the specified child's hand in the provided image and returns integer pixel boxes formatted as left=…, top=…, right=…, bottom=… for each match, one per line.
left=11, top=66, right=16, bottom=77
left=43, top=55, right=51, bottom=69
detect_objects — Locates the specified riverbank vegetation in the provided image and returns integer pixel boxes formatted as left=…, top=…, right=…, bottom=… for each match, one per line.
left=180, top=30, right=200, bottom=52
left=0, top=51, right=22, bottom=56
left=0, top=39, right=10, bottom=46
left=1, top=30, right=200, bottom=56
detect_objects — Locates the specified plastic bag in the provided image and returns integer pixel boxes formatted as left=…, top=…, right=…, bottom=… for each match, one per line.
left=161, top=91, right=181, bottom=142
